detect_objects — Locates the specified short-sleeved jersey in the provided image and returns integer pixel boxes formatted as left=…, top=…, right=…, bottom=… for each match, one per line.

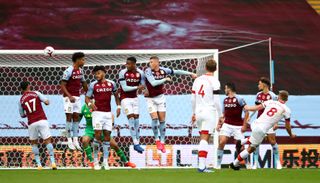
left=81, top=104, right=92, bottom=128
left=255, top=100, right=291, bottom=132
left=255, top=91, right=277, bottom=118
left=223, top=95, right=246, bottom=126
left=118, top=68, right=144, bottom=100
left=19, top=91, right=47, bottom=125
left=145, top=67, right=173, bottom=97
left=86, top=79, right=117, bottom=112
left=62, top=66, right=85, bottom=97
left=191, top=74, right=220, bottom=112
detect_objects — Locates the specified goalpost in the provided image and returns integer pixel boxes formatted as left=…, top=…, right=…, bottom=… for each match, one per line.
left=0, top=49, right=219, bottom=169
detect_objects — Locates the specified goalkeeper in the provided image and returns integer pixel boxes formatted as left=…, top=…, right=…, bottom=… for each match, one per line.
left=80, top=104, right=136, bottom=169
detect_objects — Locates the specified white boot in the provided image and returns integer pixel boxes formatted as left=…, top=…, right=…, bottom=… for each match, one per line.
left=73, top=137, right=82, bottom=150
left=94, top=162, right=101, bottom=170
left=276, top=160, right=282, bottom=169
left=102, top=160, right=110, bottom=170
left=252, top=162, right=258, bottom=169
left=67, top=138, right=76, bottom=150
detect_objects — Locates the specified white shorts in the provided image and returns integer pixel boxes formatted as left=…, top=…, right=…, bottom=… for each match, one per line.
left=249, top=126, right=266, bottom=148
left=28, top=120, right=51, bottom=141
left=121, top=97, right=139, bottom=115
left=220, top=123, right=244, bottom=140
left=146, top=94, right=166, bottom=113
left=64, top=96, right=81, bottom=114
left=92, top=111, right=113, bottom=131
left=196, top=108, right=218, bottom=134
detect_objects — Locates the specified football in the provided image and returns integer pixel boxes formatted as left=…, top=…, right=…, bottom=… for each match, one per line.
left=44, top=46, right=55, bottom=57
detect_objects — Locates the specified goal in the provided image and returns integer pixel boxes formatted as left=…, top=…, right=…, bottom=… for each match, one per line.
left=0, top=49, right=219, bottom=169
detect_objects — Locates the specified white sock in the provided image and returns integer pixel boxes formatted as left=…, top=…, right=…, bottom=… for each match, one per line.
left=198, top=140, right=208, bottom=170
left=93, top=139, right=100, bottom=163
left=102, top=141, right=110, bottom=165
left=67, top=137, right=73, bottom=143
left=234, top=149, right=249, bottom=166
left=217, top=149, right=224, bottom=167
left=73, top=137, right=79, bottom=143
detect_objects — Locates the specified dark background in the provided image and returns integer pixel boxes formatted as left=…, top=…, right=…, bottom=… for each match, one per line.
left=0, top=0, right=319, bottom=94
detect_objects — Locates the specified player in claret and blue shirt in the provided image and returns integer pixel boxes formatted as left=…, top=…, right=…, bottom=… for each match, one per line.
left=85, top=65, right=120, bottom=170
left=19, top=81, right=57, bottom=170
left=118, top=57, right=145, bottom=154
left=60, top=52, right=88, bottom=150
left=145, top=56, right=197, bottom=153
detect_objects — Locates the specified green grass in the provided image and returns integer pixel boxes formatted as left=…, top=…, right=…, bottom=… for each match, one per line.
left=0, top=169, right=319, bottom=183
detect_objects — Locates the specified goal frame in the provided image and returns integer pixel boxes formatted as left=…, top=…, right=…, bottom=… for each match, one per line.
left=0, top=49, right=220, bottom=169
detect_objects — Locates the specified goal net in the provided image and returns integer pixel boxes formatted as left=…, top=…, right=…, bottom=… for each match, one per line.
left=0, top=49, right=219, bottom=169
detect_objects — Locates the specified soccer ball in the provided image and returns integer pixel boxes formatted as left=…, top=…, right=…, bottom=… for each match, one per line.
left=44, top=46, right=54, bottom=57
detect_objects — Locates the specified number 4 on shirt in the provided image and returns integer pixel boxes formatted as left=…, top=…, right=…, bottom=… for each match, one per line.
left=198, top=85, right=205, bottom=97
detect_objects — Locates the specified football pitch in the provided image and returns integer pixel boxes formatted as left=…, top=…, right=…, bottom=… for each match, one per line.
left=0, top=169, right=319, bottom=183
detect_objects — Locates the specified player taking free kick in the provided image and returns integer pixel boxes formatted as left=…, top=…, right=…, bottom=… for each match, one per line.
left=230, top=90, right=296, bottom=170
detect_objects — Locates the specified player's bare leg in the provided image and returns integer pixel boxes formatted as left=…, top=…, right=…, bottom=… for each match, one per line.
left=31, top=140, right=42, bottom=170
left=217, top=135, right=229, bottom=169
left=198, top=132, right=213, bottom=173
left=44, top=137, right=57, bottom=170
left=82, top=136, right=94, bottom=169
left=128, top=113, right=144, bottom=153
left=93, top=130, right=102, bottom=170
left=267, top=133, right=281, bottom=169
left=72, top=113, right=81, bottom=150
left=158, top=111, right=166, bottom=153
left=110, top=138, right=136, bottom=168
left=66, top=113, right=76, bottom=150
left=101, top=130, right=111, bottom=170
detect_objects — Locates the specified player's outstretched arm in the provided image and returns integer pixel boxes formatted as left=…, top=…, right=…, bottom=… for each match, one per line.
left=173, top=70, right=197, bottom=79
left=244, top=104, right=264, bottom=112
left=119, top=80, right=138, bottom=92
left=119, top=70, right=139, bottom=92
left=35, top=91, right=49, bottom=105
left=145, top=68, right=169, bottom=87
